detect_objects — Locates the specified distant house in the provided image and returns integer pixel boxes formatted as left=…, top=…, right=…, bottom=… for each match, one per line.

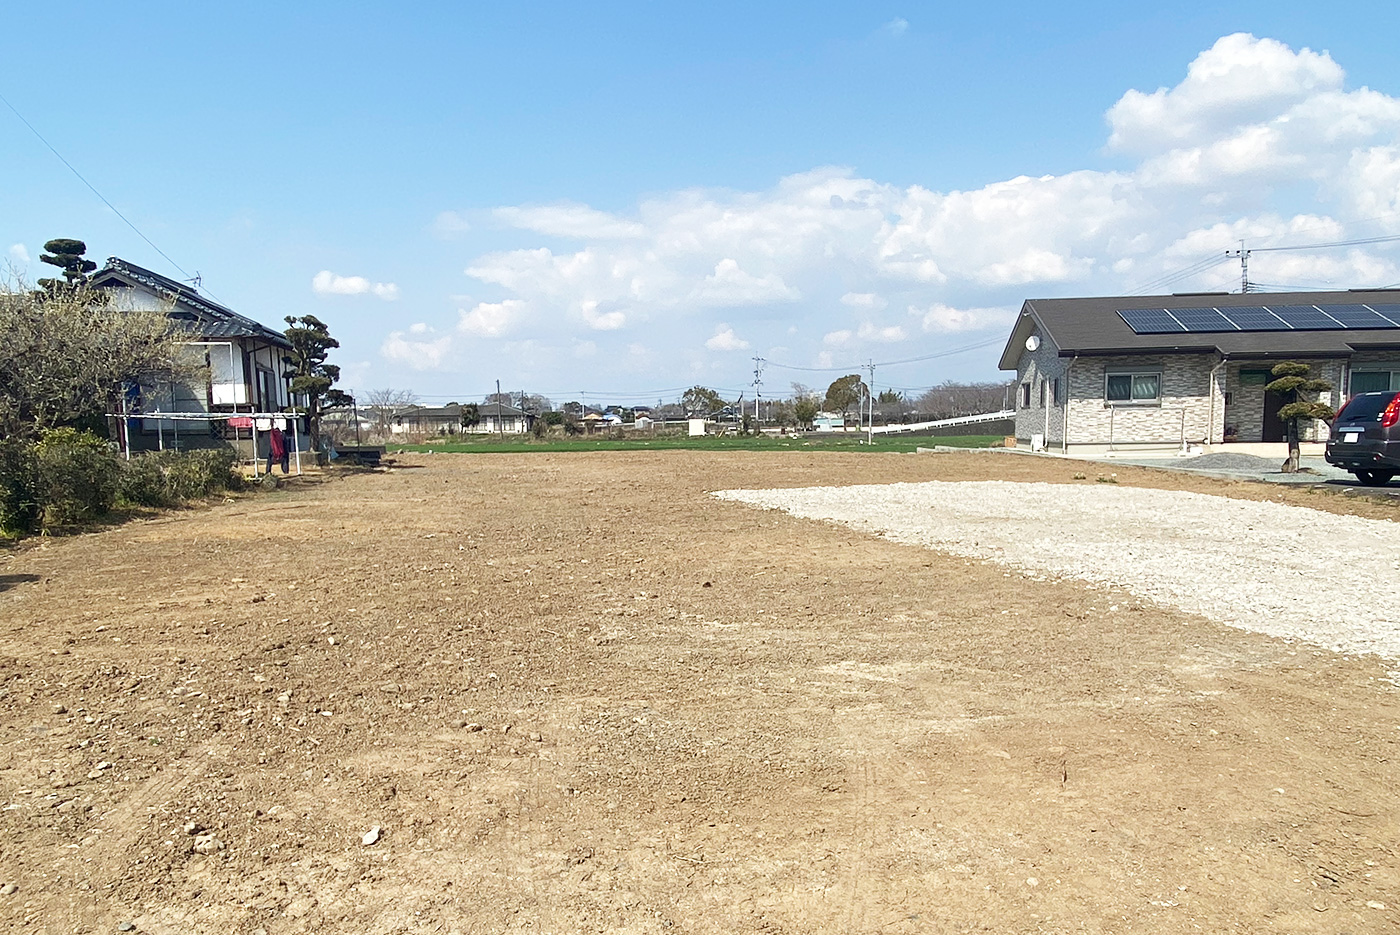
left=90, top=257, right=298, bottom=450
left=475, top=402, right=530, bottom=434
left=389, top=404, right=467, bottom=435
left=999, top=289, right=1400, bottom=452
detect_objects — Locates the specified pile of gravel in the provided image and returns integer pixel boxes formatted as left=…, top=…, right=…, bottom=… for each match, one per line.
left=1177, top=452, right=1289, bottom=472
left=714, top=481, right=1400, bottom=664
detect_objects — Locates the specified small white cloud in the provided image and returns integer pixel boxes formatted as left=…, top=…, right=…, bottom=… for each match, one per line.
left=381, top=328, right=451, bottom=369
left=581, top=299, right=626, bottom=331
left=882, top=17, right=909, bottom=37
left=705, top=324, right=750, bottom=351
left=431, top=211, right=472, bottom=238
left=312, top=270, right=399, bottom=300
left=8, top=243, right=30, bottom=266
left=857, top=322, right=907, bottom=343
left=690, top=258, right=800, bottom=307
left=917, top=303, right=1016, bottom=333
left=823, top=329, right=853, bottom=347
left=408, top=322, right=430, bottom=334
left=840, top=292, right=887, bottom=310
left=496, top=203, right=646, bottom=240
left=458, top=298, right=527, bottom=337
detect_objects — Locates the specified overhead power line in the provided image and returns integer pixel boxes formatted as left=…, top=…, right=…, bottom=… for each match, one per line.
left=0, top=88, right=193, bottom=280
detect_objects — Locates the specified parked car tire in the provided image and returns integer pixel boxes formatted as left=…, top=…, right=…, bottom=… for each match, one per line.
left=1354, top=470, right=1395, bottom=486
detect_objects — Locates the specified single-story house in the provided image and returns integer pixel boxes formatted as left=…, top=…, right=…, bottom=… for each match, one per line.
left=391, top=403, right=466, bottom=435
left=91, top=257, right=299, bottom=451
left=999, top=290, right=1400, bottom=452
left=475, top=402, right=531, bottom=434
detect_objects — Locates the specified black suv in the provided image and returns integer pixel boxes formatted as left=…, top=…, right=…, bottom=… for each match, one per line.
left=1326, top=390, right=1400, bottom=486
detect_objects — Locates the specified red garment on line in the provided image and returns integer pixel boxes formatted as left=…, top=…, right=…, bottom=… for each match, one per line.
left=269, top=427, right=286, bottom=458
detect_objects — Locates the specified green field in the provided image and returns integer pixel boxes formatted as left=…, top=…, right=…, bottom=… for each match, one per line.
left=386, top=433, right=1004, bottom=455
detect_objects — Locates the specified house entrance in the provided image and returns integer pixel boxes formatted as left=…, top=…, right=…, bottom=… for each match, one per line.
left=1262, top=387, right=1286, bottom=442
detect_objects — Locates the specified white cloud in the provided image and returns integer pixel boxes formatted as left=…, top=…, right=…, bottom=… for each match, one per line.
left=881, top=17, right=909, bottom=37
left=690, top=258, right=800, bottom=307
left=1107, top=33, right=1344, bottom=155
left=399, top=34, right=1400, bottom=389
left=496, top=203, right=647, bottom=240
left=458, top=298, right=527, bottom=337
left=918, top=303, right=1017, bottom=333
left=841, top=292, right=887, bottom=310
left=431, top=211, right=472, bottom=238
left=313, top=270, right=399, bottom=301
left=857, top=322, right=907, bottom=343
left=8, top=243, right=29, bottom=266
left=381, top=328, right=452, bottom=370
left=705, top=324, right=750, bottom=351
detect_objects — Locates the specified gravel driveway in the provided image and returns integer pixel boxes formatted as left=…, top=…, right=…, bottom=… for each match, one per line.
left=716, top=481, right=1400, bottom=663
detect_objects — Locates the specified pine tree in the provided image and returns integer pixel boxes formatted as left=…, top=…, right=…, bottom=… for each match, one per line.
left=36, top=238, right=97, bottom=293
left=1266, top=361, right=1334, bottom=473
left=283, top=315, right=352, bottom=457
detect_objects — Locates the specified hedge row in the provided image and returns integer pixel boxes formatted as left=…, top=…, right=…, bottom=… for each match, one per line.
left=0, top=429, right=245, bottom=535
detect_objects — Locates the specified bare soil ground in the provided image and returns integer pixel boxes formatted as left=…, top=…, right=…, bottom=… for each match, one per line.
left=1, top=450, right=1398, bottom=934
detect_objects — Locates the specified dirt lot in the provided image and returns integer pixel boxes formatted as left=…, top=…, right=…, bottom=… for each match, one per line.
left=1, top=450, right=1398, bottom=934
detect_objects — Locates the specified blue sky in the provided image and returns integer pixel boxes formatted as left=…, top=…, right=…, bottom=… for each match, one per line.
left=6, top=2, right=1400, bottom=405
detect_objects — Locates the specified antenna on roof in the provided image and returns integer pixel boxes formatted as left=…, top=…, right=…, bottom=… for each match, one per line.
left=185, top=272, right=203, bottom=290
left=1225, top=242, right=1251, bottom=293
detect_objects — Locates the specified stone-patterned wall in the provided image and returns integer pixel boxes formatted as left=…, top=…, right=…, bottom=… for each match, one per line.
left=1223, top=359, right=1347, bottom=442
left=1012, top=330, right=1067, bottom=446
left=1065, top=354, right=1222, bottom=446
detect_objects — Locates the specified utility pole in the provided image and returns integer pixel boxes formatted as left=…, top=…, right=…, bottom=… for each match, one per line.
left=496, top=378, right=504, bottom=442
left=1226, top=241, right=1252, bottom=293
left=865, top=359, right=876, bottom=444
left=751, top=356, right=764, bottom=432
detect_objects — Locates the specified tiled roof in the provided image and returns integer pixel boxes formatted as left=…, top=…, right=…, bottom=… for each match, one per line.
left=92, top=257, right=292, bottom=347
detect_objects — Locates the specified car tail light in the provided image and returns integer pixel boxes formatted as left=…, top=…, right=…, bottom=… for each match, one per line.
left=1383, top=392, right=1400, bottom=429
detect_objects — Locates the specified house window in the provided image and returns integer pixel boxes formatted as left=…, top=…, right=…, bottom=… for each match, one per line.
left=1038, top=380, right=1046, bottom=407
left=1351, top=370, right=1400, bottom=394
left=1020, top=382, right=1031, bottom=408
left=1105, top=372, right=1160, bottom=404
left=1052, top=377, right=1061, bottom=404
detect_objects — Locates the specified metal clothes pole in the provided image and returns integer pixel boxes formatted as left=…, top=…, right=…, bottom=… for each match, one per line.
left=292, top=416, right=302, bottom=475
left=157, top=416, right=165, bottom=451
left=252, top=421, right=260, bottom=477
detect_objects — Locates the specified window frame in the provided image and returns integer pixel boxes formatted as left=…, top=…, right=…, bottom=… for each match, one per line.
left=1104, top=370, right=1162, bottom=406
left=1350, top=369, right=1400, bottom=395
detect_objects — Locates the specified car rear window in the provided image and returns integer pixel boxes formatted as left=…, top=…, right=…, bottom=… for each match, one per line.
left=1337, top=392, right=1400, bottom=421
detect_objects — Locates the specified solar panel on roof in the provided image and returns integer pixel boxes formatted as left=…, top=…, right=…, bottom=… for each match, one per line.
left=1315, top=304, right=1395, bottom=328
left=1117, top=308, right=1185, bottom=333
left=1364, top=304, right=1400, bottom=326
left=1217, top=306, right=1291, bottom=330
left=1268, top=305, right=1345, bottom=330
left=1168, top=307, right=1238, bottom=332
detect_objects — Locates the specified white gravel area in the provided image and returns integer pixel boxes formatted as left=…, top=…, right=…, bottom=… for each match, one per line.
left=714, top=481, right=1400, bottom=663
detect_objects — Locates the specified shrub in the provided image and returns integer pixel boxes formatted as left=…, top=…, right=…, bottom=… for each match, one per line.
left=0, top=437, right=41, bottom=535
left=34, top=428, right=120, bottom=527
left=117, top=446, right=241, bottom=507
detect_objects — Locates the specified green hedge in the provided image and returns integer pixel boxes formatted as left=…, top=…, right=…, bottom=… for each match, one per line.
left=0, top=430, right=244, bottom=535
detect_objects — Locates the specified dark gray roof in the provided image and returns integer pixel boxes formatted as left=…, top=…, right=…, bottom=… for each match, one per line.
left=478, top=402, right=526, bottom=417
left=1000, top=289, right=1400, bottom=369
left=92, top=257, right=292, bottom=348
left=393, top=404, right=462, bottom=420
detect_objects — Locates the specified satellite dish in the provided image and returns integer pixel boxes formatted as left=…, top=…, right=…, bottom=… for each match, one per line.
left=1025, top=335, right=1041, bottom=352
